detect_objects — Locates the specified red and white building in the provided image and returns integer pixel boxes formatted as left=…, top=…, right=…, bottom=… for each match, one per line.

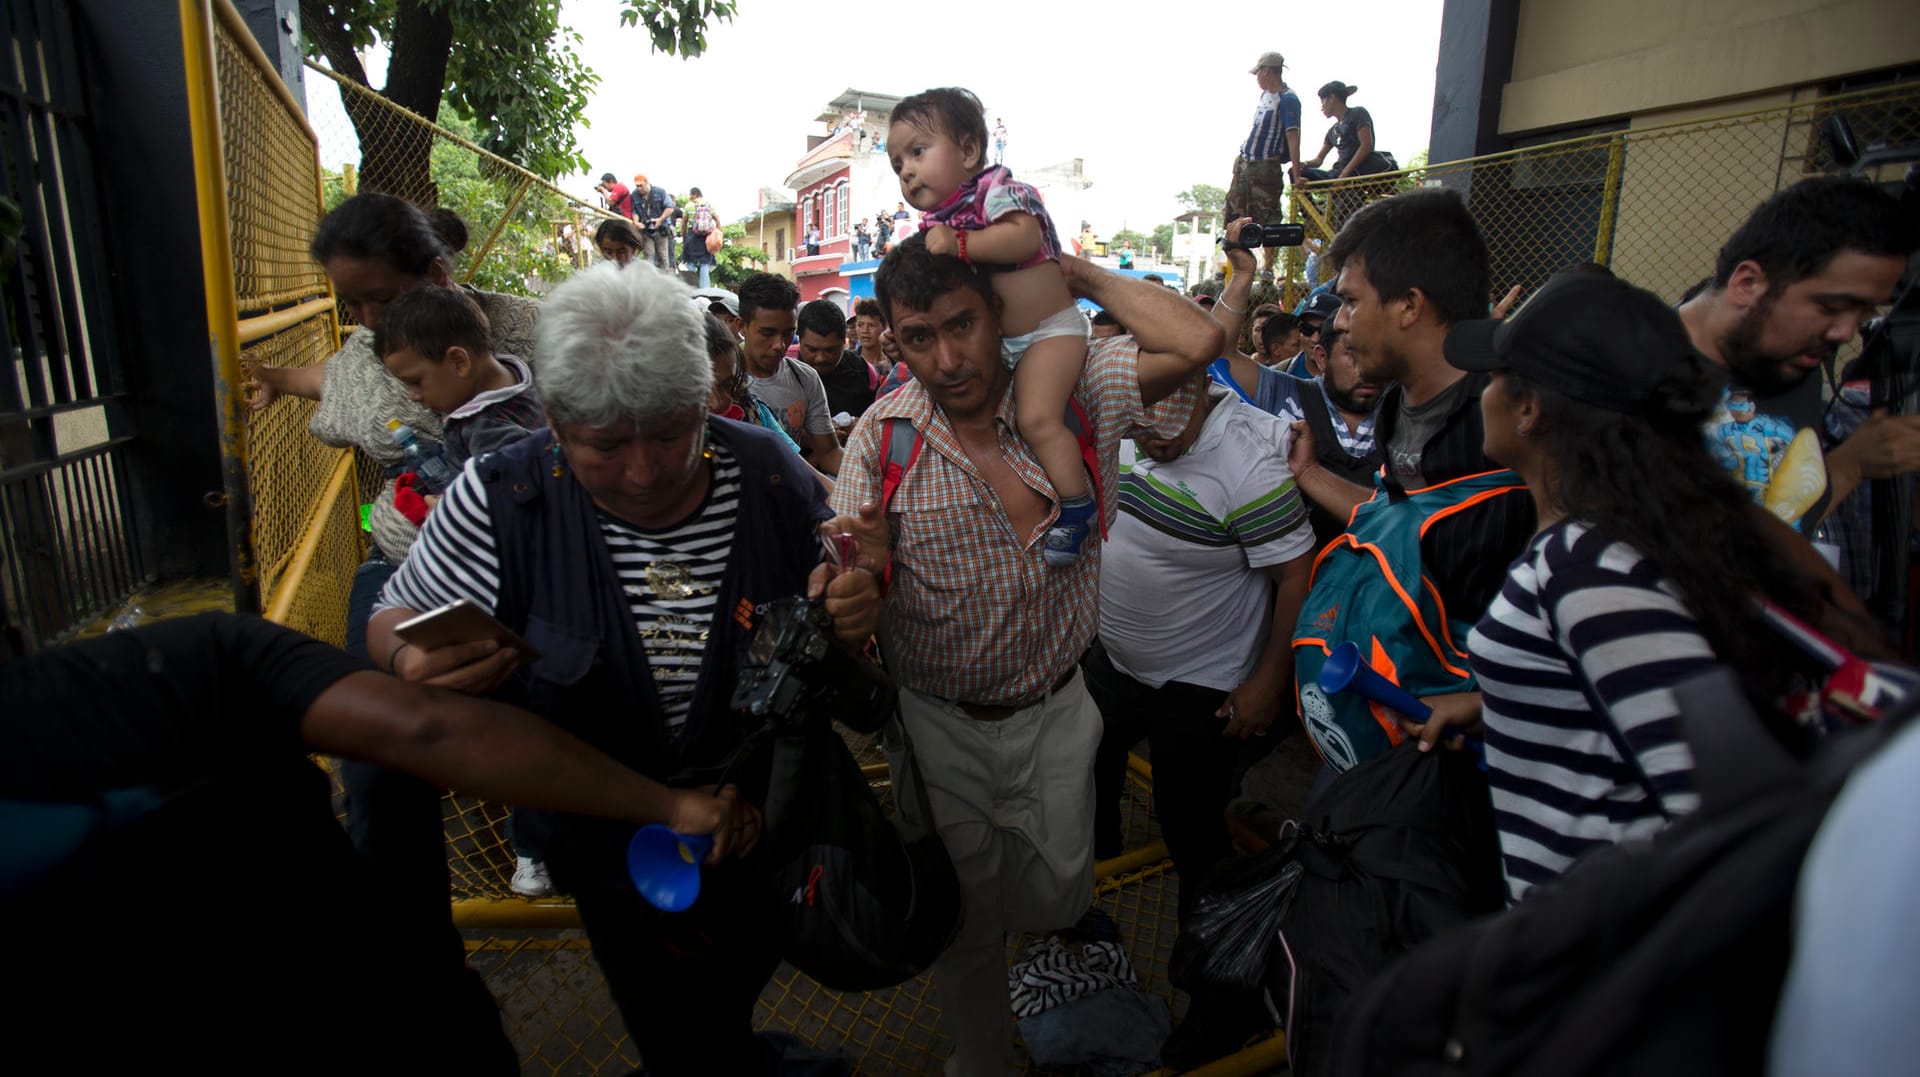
left=785, top=89, right=907, bottom=307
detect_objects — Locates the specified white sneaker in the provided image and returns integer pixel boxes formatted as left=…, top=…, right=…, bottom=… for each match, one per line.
left=510, top=856, right=553, bottom=897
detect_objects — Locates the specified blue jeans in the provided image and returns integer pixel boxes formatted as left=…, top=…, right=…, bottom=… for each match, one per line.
left=697, top=262, right=712, bottom=288
left=341, top=551, right=453, bottom=926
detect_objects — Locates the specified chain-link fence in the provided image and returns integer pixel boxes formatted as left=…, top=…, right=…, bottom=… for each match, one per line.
left=303, top=62, right=615, bottom=302
left=1289, top=81, right=1920, bottom=309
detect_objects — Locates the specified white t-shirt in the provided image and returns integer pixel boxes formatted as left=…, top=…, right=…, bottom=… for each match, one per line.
left=1099, top=393, right=1315, bottom=691
left=750, top=357, right=833, bottom=447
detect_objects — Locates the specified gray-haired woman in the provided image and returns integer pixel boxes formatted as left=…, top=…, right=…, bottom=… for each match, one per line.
left=366, top=262, right=880, bottom=1075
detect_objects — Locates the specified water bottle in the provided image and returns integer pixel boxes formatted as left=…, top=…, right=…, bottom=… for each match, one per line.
left=386, top=419, right=458, bottom=493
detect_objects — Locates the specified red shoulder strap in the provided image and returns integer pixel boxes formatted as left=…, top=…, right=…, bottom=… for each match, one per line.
left=876, top=417, right=922, bottom=592
left=1062, top=398, right=1107, bottom=540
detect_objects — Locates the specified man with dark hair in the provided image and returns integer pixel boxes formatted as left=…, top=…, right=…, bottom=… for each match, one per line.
left=737, top=273, right=842, bottom=474
left=1679, top=175, right=1920, bottom=536
left=797, top=299, right=878, bottom=422
left=1285, top=291, right=1343, bottom=376
left=1258, top=311, right=1302, bottom=368
left=1249, top=302, right=1285, bottom=361
left=595, top=172, right=632, bottom=219
left=851, top=297, right=887, bottom=365
left=1285, top=188, right=1535, bottom=771
left=837, top=232, right=1222, bottom=1075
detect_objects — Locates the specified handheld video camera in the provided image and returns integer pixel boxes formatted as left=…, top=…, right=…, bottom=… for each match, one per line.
left=1220, top=221, right=1306, bottom=252
left=731, top=596, right=896, bottom=736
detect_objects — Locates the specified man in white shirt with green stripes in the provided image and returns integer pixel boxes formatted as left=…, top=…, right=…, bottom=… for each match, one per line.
left=1081, top=370, right=1315, bottom=1066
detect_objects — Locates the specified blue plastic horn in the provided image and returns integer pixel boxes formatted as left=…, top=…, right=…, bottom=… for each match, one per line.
left=626, top=825, right=714, bottom=912
left=1320, top=641, right=1487, bottom=769
left=1320, top=641, right=1432, bottom=720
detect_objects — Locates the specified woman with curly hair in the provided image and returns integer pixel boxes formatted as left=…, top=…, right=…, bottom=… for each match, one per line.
left=1421, top=270, right=1833, bottom=903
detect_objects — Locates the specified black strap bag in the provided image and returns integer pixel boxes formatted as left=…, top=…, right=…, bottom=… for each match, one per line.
left=731, top=597, right=961, bottom=992
left=1272, top=740, right=1506, bottom=1075
left=1327, top=669, right=1920, bottom=1077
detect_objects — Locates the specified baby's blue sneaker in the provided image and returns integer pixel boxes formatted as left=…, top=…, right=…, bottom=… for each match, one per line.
left=1043, top=494, right=1097, bottom=568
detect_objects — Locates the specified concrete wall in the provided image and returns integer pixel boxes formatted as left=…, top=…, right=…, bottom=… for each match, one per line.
left=1500, top=0, right=1920, bottom=134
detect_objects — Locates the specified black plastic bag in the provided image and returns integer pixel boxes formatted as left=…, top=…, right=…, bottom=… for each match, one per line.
left=1169, top=829, right=1305, bottom=993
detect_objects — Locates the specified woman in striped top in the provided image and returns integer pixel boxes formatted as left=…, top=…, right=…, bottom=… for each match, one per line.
left=1421, top=270, right=1826, bottom=903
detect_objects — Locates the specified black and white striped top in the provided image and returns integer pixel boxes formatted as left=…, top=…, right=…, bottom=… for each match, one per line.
left=1467, top=520, right=1711, bottom=903
left=377, top=449, right=742, bottom=730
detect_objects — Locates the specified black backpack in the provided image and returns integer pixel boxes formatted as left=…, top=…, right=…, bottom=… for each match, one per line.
left=756, top=713, right=962, bottom=992
left=1270, top=740, right=1507, bottom=1076
left=1327, top=668, right=1919, bottom=1077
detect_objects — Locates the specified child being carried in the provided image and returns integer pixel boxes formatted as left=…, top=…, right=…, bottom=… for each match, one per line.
left=888, top=87, right=1097, bottom=567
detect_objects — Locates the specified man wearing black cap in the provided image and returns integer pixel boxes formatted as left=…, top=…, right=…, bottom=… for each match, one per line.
left=1225, top=51, right=1302, bottom=277
left=1285, top=291, right=1343, bottom=376
left=1285, top=189, right=1535, bottom=773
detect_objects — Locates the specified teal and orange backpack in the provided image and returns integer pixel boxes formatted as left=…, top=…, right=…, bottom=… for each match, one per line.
left=1292, top=469, right=1528, bottom=772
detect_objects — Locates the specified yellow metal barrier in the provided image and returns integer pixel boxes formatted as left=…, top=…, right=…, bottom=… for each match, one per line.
left=181, top=0, right=255, bottom=611
left=191, top=0, right=357, bottom=637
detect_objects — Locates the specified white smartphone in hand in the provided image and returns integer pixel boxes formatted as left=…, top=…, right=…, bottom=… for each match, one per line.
left=394, top=599, right=541, bottom=665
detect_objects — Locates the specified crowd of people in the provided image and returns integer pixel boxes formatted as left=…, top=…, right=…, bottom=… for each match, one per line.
left=592, top=172, right=723, bottom=285
left=8, top=60, right=1920, bottom=1077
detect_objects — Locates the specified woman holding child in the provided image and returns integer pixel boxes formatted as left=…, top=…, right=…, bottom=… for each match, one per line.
left=248, top=194, right=552, bottom=915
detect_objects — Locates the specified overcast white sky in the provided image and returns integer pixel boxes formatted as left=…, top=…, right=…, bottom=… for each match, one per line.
left=311, top=0, right=1444, bottom=236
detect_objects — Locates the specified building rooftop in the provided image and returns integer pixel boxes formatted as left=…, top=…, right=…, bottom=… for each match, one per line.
left=816, top=89, right=903, bottom=122
left=735, top=186, right=796, bottom=227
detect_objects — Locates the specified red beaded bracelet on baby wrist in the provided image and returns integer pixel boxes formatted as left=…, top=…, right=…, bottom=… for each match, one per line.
left=956, top=230, right=970, bottom=264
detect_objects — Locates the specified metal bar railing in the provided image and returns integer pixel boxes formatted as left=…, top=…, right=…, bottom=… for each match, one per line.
left=258, top=450, right=354, bottom=624
left=180, top=0, right=258, bottom=614
left=1592, top=132, right=1626, bottom=265
left=237, top=296, right=338, bottom=343
left=462, top=175, right=536, bottom=281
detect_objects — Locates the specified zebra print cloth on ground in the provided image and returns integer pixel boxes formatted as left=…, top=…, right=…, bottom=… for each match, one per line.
left=1008, top=937, right=1138, bottom=1018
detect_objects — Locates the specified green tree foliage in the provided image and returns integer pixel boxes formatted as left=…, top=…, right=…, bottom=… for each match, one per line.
left=430, top=110, right=581, bottom=297
left=1110, top=228, right=1150, bottom=255
left=302, top=0, right=737, bottom=200
left=1394, top=148, right=1430, bottom=192
left=1176, top=183, right=1227, bottom=219
left=1149, top=223, right=1174, bottom=257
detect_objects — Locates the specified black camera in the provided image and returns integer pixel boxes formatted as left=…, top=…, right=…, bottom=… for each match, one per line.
left=731, top=596, right=896, bottom=735
left=1221, top=221, right=1306, bottom=251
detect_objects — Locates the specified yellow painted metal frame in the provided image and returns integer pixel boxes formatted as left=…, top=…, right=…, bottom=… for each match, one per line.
left=179, top=0, right=255, bottom=607
left=259, top=450, right=356, bottom=624
left=1592, top=133, right=1627, bottom=265
left=191, top=0, right=347, bottom=623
